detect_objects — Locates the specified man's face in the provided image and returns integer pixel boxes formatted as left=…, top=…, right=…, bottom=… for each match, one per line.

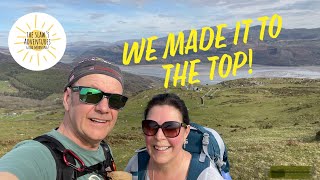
left=64, top=74, right=123, bottom=145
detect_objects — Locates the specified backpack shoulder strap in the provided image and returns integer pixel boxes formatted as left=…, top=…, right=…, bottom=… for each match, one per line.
left=190, top=123, right=221, bottom=158
left=34, top=135, right=115, bottom=180
left=186, top=153, right=210, bottom=180
left=137, top=149, right=149, bottom=180
left=34, top=134, right=76, bottom=180
left=76, top=141, right=115, bottom=179
left=101, top=140, right=116, bottom=171
left=205, top=127, right=230, bottom=174
left=189, top=123, right=225, bottom=171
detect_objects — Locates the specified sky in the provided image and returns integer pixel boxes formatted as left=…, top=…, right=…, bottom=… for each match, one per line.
left=0, top=0, right=319, bottom=47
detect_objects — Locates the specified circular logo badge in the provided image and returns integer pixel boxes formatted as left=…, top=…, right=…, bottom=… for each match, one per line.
left=8, top=12, right=66, bottom=71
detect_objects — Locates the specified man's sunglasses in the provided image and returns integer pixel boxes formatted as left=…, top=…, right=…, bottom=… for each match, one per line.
left=142, top=120, right=187, bottom=138
left=70, top=86, right=128, bottom=110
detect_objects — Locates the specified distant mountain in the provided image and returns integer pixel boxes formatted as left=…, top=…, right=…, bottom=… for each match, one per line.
left=2, top=26, right=319, bottom=68
left=0, top=41, right=114, bottom=64
left=74, top=26, right=320, bottom=66
left=0, top=53, right=162, bottom=100
left=61, top=41, right=113, bottom=63
left=0, top=47, right=10, bottom=55
left=71, top=45, right=124, bottom=64
left=0, top=51, right=14, bottom=63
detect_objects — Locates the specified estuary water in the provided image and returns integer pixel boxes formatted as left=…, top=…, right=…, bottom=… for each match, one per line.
left=120, top=64, right=320, bottom=85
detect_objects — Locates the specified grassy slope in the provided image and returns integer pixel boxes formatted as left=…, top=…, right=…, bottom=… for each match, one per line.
left=0, top=81, right=18, bottom=93
left=0, top=78, right=319, bottom=179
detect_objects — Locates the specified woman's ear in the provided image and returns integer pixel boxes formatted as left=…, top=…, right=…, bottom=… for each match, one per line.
left=184, top=125, right=191, bottom=140
left=63, top=88, right=72, bottom=111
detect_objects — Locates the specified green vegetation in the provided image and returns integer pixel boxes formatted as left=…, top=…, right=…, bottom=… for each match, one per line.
left=0, top=81, right=18, bottom=93
left=0, top=62, right=69, bottom=99
left=0, top=78, right=319, bottom=179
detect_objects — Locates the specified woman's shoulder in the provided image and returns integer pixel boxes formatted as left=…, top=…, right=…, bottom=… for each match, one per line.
left=195, top=162, right=224, bottom=180
left=125, top=147, right=149, bottom=170
left=125, top=154, right=141, bottom=180
left=125, top=154, right=139, bottom=171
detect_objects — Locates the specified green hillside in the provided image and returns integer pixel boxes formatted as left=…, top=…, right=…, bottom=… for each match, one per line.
left=0, top=78, right=319, bottom=179
left=0, top=61, right=69, bottom=99
left=0, top=59, right=162, bottom=100
left=0, top=81, right=18, bottom=93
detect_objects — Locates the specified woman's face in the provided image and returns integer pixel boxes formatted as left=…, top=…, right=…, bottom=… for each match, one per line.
left=144, top=105, right=190, bottom=165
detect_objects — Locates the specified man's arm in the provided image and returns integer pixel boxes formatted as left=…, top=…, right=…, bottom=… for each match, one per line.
left=0, top=172, right=19, bottom=180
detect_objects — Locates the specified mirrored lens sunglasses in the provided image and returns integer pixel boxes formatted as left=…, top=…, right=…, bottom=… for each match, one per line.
left=70, top=86, right=128, bottom=110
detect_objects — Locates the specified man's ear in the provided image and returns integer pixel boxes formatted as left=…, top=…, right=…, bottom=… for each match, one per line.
left=63, top=88, right=72, bottom=111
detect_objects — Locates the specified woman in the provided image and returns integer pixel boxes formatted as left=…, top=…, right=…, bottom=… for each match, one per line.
left=125, top=93, right=224, bottom=180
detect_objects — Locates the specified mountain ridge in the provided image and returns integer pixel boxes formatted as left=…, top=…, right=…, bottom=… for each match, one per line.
left=0, top=52, right=162, bottom=100
left=74, top=26, right=320, bottom=66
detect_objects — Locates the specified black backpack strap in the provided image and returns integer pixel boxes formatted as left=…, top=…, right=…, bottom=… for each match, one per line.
left=101, top=140, right=116, bottom=171
left=137, top=150, right=149, bottom=180
left=34, top=135, right=114, bottom=180
left=76, top=141, right=115, bottom=178
left=34, top=134, right=77, bottom=180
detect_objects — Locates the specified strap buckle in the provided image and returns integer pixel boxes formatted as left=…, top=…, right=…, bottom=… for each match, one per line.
left=63, top=149, right=86, bottom=172
left=202, top=133, right=209, bottom=145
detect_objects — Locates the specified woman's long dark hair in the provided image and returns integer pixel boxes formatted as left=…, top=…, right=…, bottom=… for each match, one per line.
left=144, top=93, right=190, bottom=125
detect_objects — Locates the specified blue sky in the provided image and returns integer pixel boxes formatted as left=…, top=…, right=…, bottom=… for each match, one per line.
left=0, top=0, right=319, bottom=46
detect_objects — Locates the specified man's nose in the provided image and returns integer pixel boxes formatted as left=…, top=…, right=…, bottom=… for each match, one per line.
left=95, top=96, right=111, bottom=113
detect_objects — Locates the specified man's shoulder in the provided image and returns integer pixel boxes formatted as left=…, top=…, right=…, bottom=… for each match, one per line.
left=0, top=135, right=57, bottom=180
left=14, top=139, right=47, bottom=148
left=4, top=137, right=55, bottom=162
left=15, top=130, right=62, bottom=149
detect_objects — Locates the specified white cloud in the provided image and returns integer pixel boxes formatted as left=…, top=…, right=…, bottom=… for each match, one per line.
left=92, top=0, right=121, bottom=4
left=62, top=0, right=320, bottom=43
left=88, top=13, right=105, bottom=20
left=0, top=0, right=319, bottom=46
left=90, top=0, right=149, bottom=7
left=25, top=4, right=48, bottom=12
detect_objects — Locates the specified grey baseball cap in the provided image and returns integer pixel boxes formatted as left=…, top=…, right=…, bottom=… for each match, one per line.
left=64, top=57, right=123, bottom=90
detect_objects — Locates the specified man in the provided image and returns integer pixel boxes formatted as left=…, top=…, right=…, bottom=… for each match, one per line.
left=0, top=57, right=128, bottom=180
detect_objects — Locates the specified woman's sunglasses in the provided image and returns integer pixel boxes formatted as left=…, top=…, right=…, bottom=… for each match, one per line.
left=142, top=119, right=187, bottom=138
left=70, top=86, right=128, bottom=110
